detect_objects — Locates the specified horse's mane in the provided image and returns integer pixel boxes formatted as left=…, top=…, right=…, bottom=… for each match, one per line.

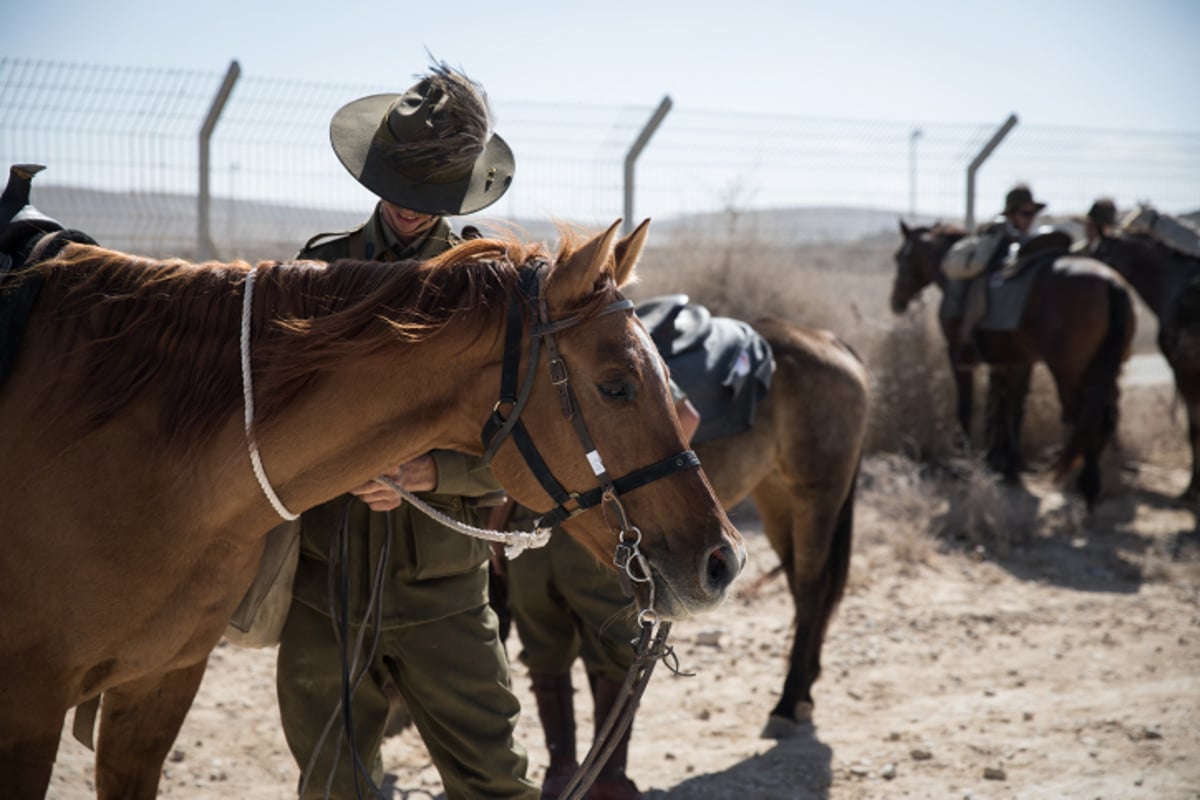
left=928, top=222, right=969, bottom=238
left=25, top=229, right=620, bottom=456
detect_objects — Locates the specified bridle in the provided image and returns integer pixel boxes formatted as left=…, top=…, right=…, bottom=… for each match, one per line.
left=480, top=259, right=702, bottom=619
left=479, top=259, right=699, bottom=800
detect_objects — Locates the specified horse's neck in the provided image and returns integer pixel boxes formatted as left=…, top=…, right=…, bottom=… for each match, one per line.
left=930, top=237, right=959, bottom=290
left=256, top=331, right=499, bottom=514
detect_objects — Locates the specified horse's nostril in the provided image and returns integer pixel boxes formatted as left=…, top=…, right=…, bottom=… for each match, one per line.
left=704, top=544, right=739, bottom=594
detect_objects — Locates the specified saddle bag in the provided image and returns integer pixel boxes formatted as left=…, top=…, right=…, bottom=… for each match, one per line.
left=224, top=520, right=301, bottom=648
left=942, top=228, right=1006, bottom=280
left=636, top=295, right=775, bottom=445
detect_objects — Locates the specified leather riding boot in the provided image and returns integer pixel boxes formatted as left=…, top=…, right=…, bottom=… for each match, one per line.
left=588, top=675, right=641, bottom=800
left=529, top=671, right=578, bottom=800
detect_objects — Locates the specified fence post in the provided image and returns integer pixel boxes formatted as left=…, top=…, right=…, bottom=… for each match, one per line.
left=198, top=60, right=241, bottom=261
left=623, top=96, right=672, bottom=235
left=965, top=113, right=1018, bottom=230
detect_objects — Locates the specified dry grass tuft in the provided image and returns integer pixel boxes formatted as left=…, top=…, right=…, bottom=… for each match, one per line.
left=934, top=458, right=1041, bottom=558
left=850, top=454, right=942, bottom=589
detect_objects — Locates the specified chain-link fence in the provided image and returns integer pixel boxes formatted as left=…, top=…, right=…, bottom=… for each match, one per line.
left=3, top=57, right=1198, bottom=261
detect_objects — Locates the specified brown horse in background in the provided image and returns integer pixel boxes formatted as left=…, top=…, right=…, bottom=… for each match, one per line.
left=891, top=221, right=1135, bottom=508
left=0, top=215, right=746, bottom=799
left=692, top=318, right=869, bottom=738
left=1095, top=219, right=1200, bottom=502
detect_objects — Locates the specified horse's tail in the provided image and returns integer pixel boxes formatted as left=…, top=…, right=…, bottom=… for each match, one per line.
left=822, top=463, right=858, bottom=624
left=824, top=335, right=864, bottom=618
left=1053, top=280, right=1134, bottom=481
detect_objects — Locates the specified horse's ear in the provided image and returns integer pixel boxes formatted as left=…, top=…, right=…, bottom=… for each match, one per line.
left=612, top=218, right=650, bottom=288
left=899, top=219, right=911, bottom=238
left=549, top=219, right=622, bottom=307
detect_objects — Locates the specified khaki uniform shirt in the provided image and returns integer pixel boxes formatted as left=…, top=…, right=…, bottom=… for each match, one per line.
left=292, top=203, right=500, bottom=627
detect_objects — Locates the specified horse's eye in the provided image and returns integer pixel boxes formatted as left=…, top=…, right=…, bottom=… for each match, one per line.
left=597, top=380, right=635, bottom=404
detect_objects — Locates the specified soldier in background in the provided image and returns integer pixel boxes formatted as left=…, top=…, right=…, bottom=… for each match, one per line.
left=1074, top=197, right=1117, bottom=254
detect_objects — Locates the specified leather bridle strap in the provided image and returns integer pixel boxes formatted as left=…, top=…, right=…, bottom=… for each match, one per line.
left=480, top=266, right=543, bottom=461
left=479, top=262, right=700, bottom=530
left=536, top=451, right=701, bottom=527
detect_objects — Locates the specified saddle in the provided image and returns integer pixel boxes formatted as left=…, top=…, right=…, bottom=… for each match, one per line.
left=1001, top=229, right=1073, bottom=280
left=635, top=295, right=775, bottom=445
left=941, top=248, right=1061, bottom=335
left=1, top=165, right=99, bottom=387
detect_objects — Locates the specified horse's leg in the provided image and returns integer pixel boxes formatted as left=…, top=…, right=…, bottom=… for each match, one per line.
left=0, top=710, right=65, bottom=800
left=949, top=351, right=975, bottom=449
left=983, top=364, right=1030, bottom=480
left=94, top=659, right=208, bottom=800
left=1183, top=387, right=1200, bottom=503
left=753, top=474, right=853, bottom=740
left=1047, top=281, right=1132, bottom=510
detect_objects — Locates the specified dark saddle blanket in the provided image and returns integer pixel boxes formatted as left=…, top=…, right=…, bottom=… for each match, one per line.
left=636, top=295, right=775, bottom=445
left=940, top=232, right=1070, bottom=331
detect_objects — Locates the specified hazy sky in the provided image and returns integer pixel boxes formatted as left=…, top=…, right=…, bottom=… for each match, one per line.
left=8, top=0, right=1199, bottom=132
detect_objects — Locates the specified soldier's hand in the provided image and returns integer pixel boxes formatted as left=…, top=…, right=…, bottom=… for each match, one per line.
left=351, top=453, right=439, bottom=511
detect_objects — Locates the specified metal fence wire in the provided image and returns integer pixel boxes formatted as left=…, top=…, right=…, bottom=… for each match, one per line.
left=2, top=57, right=1198, bottom=261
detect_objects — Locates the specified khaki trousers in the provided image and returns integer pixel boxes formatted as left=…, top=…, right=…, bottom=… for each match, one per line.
left=276, top=601, right=539, bottom=800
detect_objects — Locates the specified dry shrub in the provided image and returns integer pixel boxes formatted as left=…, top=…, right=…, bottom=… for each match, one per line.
left=633, top=224, right=898, bottom=340
left=851, top=454, right=942, bottom=588
left=861, top=310, right=959, bottom=460
left=934, top=458, right=1042, bottom=557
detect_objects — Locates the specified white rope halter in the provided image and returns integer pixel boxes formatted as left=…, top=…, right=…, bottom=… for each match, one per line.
left=372, top=475, right=551, bottom=558
left=241, top=267, right=299, bottom=521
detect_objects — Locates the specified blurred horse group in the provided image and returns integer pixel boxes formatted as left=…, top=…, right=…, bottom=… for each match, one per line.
left=890, top=207, right=1199, bottom=508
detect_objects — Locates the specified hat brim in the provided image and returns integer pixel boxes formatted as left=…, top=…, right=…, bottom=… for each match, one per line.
left=1006, top=202, right=1047, bottom=214
left=330, top=93, right=514, bottom=216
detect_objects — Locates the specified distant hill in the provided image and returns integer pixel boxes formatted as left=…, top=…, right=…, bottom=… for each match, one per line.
left=29, top=184, right=966, bottom=260
left=33, top=185, right=365, bottom=261
left=651, top=206, right=944, bottom=246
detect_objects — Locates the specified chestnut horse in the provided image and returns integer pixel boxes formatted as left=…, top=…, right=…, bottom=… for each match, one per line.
left=891, top=221, right=1135, bottom=508
left=0, top=217, right=745, bottom=798
left=693, top=318, right=868, bottom=738
left=1094, top=218, right=1200, bottom=502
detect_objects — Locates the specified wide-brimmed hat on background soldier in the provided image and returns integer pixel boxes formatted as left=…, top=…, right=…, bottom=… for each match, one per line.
left=1078, top=197, right=1117, bottom=230
left=1003, top=184, right=1047, bottom=215
left=330, top=63, right=514, bottom=216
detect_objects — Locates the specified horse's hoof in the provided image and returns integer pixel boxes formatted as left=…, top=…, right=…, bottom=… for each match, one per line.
left=760, top=704, right=814, bottom=740
left=760, top=715, right=800, bottom=740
